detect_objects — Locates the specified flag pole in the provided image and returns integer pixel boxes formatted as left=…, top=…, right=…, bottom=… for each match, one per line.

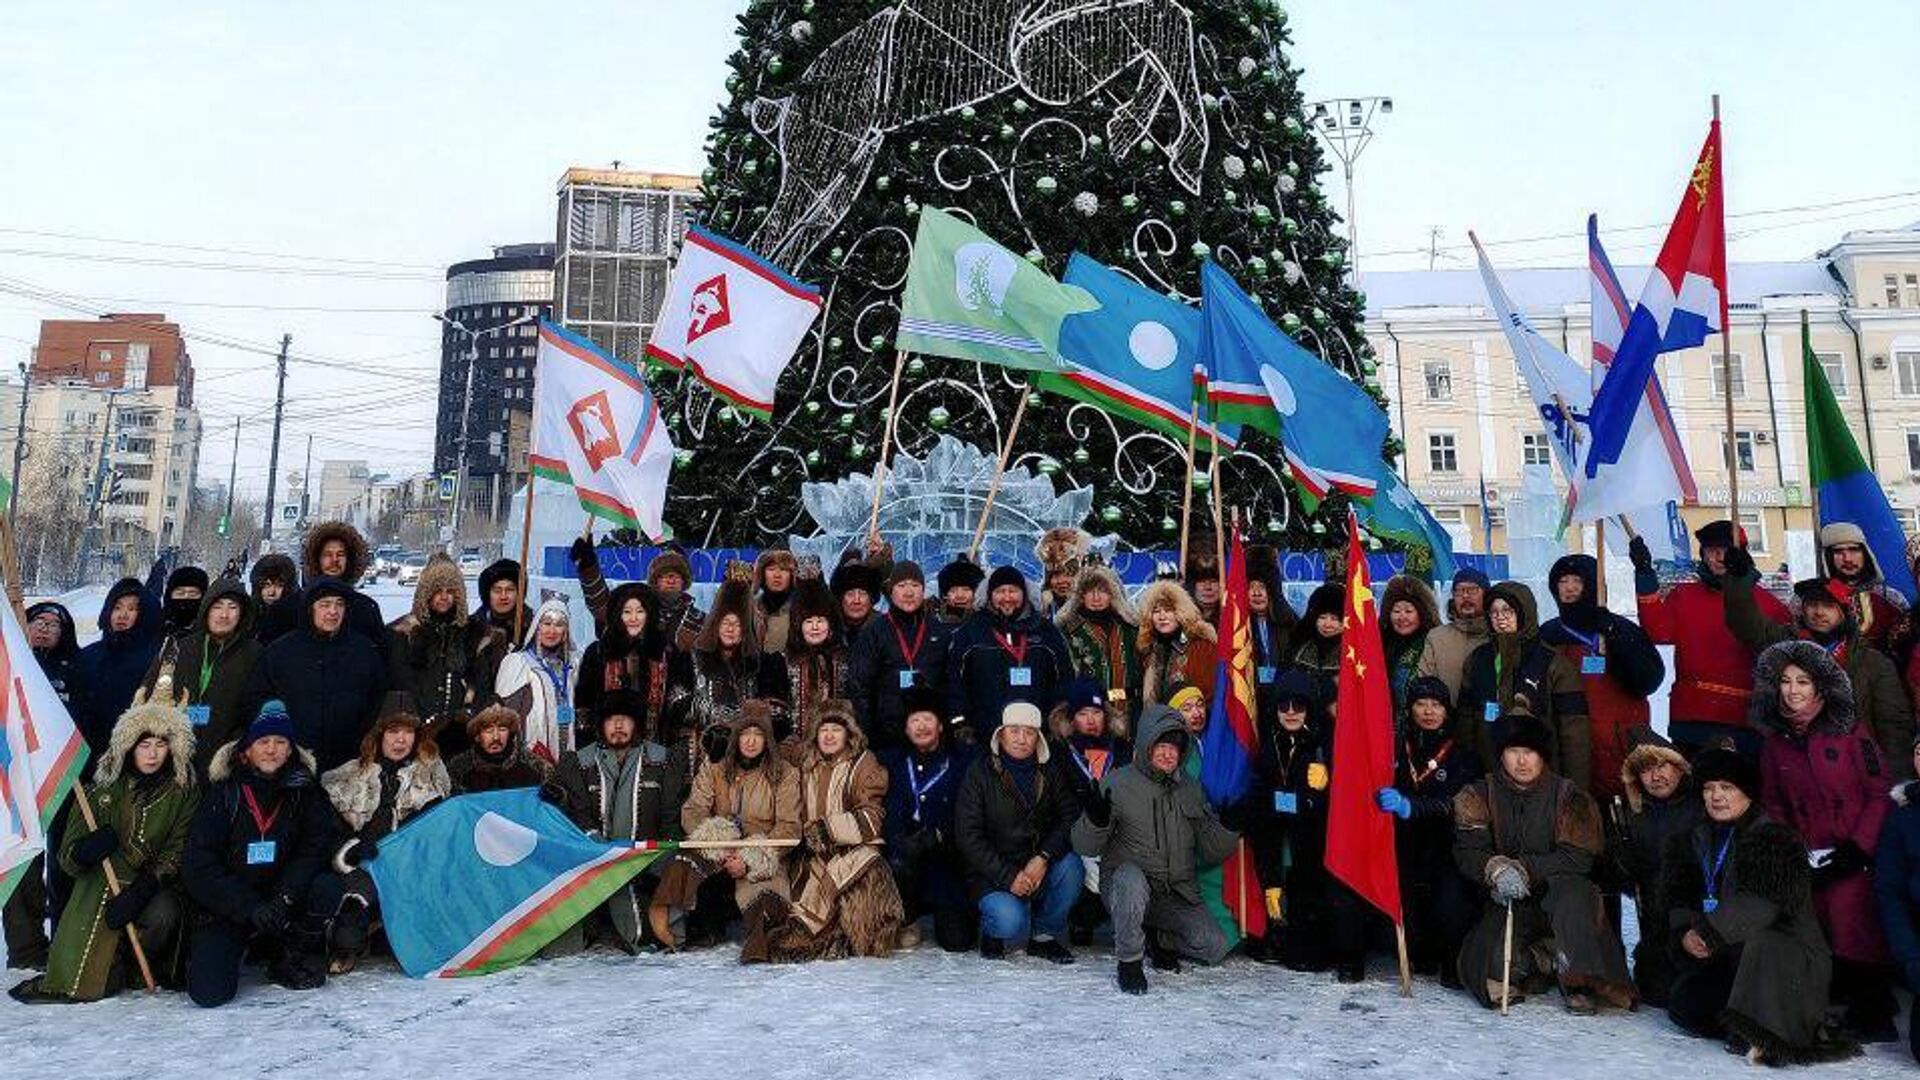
left=1395, top=922, right=1413, bottom=998
left=1179, top=398, right=1200, bottom=570
left=1209, top=421, right=1227, bottom=581
left=1713, top=95, right=1739, bottom=533
left=1594, top=522, right=1607, bottom=608
left=967, top=383, right=1032, bottom=562
left=1802, top=310, right=1822, bottom=532
left=515, top=356, right=543, bottom=648
left=72, top=784, right=158, bottom=993
left=869, top=350, right=909, bottom=544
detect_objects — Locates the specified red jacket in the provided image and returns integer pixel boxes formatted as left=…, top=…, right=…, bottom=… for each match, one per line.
left=1636, top=581, right=1789, bottom=728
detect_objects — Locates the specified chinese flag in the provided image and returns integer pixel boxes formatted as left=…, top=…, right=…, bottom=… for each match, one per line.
left=1324, top=511, right=1402, bottom=922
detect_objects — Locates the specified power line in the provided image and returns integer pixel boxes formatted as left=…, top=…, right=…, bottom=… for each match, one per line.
left=0, top=246, right=441, bottom=280
left=0, top=225, right=445, bottom=271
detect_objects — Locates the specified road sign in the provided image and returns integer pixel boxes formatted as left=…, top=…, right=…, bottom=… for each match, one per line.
left=438, top=474, right=456, bottom=502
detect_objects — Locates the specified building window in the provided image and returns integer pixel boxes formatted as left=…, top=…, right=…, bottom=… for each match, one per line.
left=1737, top=510, right=1769, bottom=554
left=1908, top=274, right=1920, bottom=308
left=1431, top=507, right=1469, bottom=552
left=1815, top=352, right=1847, bottom=397
left=1709, top=353, right=1746, bottom=399
left=1897, top=351, right=1920, bottom=396
left=1521, top=432, right=1552, bottom=467
left=1888, top=275, right=1902, bottom=307
left=1899, top=507, right=1920, bottom=536
left=1723, top=430, right=1757, bottom=473
left=1422, top=360, right=1452, bottom=402
left=1428, top=432, right=1459, bottom=474
left=1907, top=428, right=1920, bottom=473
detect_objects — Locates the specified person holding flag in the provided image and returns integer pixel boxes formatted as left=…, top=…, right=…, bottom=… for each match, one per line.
left=1374, top=675, right=1481, bottom=990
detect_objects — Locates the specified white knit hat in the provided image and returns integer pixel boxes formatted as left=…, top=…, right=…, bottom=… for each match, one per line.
left=992, top=701, right=1050, bottom=764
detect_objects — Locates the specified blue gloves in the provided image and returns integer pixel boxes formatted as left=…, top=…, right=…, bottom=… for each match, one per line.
left=1374, top=787, right=1413, bottom=820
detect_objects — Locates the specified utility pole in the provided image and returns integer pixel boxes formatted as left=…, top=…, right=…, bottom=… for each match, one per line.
left=261, top=333, right=290, bottom=545
left=73, top=391, right=119, bottom=586
left=300, top=434, right=313, bottom=528
left=221, top=416, right=240, bottom=540
left=8, top=362, right=29, bottom=525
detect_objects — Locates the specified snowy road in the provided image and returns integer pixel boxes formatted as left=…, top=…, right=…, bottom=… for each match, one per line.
left=4, top=946, right=1910, bottom=1079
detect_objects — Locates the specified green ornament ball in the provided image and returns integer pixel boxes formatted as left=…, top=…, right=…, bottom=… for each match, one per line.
left=837, top=413, right=855, bottom=431
left=1161, top=515, right=1178, bottom=534
left=1248, top=256, right=1269, bottom=277
left=805, top=450, right=821, bottom=466
left=1120, top=193, right=1139, bottom=211
left=805, top=400, right=822, bottom=415
left=928, top=405, right=950, bottom=429
left=1013, top=98, right=1031, bottom=114
left=1100, top=505, right=1123, bottom=524
left=874, top=175, right=891, bottom=192
left=1252, top=204, right=1274, bottom=225
left=1036, top=175, right=1059, bottom=195
left=1025, top=391, right=1043, bottom=408
left=674, top=449, right=694, bottom=467
left=766, top=57, right=784, bottom=77
left=999, top=123, right=1016, bottom=141
left=1191, top=470, right=1211, bottom=493
left=719, top=406, right=739, bottom=424
left=742, top=159, right=759, bottom=177
left=850, top=441, right=866, bottom=460
left=960, top=105, right=976, bottom=120
left=907, top=140, right=922, bottom=154
left=907, top=357, right=926, bottom=376
left=1190, top=241, right=1211, bottom=260
left=1072, top=446, right=1091, bottom=465
left=1037, top=457, right=1060, bottom=477
left=1281, top=312, right=1303, bottom=332
left=1168, top=199, right=1187, bottom=216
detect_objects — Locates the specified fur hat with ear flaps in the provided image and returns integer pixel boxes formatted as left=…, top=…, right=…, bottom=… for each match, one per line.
left=301, top=520, right=370, bottom=585
left=1036, top=527, right=1092, bottom=578
left=1134, top=580, right=1215, bottom=652
left=97, top=692, right=197, bottom=789
left=698, top=563, right=760, bottom=656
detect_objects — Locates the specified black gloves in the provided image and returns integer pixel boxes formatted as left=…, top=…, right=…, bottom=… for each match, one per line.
left=103, top=873, right=159, bottom=931
left=702, top=724, right=733, bottom=763
left=948, top=722, right=978, bottom=749
left=1083, top=787, right=1113, bottom=828
left=1628, top=536, right=1659, bottom=596
left=1826, top=839, right=1869, bottom=877
left=804, top=819, right=832, bottom=857
left=249, top=897, right=291, bottom=936
left=538, top=780, right=570, bottom=807
left=71, top=826, right=121, bottom=866
left=569, top=536, right=599, bottom=570
left=1721, top=545, right=1756, bottom=581
left=342, top=838, right=380, bottom=867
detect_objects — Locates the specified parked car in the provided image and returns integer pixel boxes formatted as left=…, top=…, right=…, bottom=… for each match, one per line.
left=373, top=544, right=405, bottom=579
left=397, top=554, right=430, bottom=586
left=457, top=553, right=485, bottom=578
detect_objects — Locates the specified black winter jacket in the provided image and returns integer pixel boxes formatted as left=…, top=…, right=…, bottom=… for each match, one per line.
left=953, top=750, right=1079, bottom=899
left=243, top=581, right=388, bottom=772
left=849, top=608, right=952, bottom=749
left=183, top=747, right=338, bottom=925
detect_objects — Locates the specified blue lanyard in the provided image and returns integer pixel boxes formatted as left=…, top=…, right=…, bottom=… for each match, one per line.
left=1701, top=828, right=1734, bottom=906
left=1254, top=619, right=1271, bottom=658
left=532, top=650, right=571, bottom=699
left=1561, top=625, right=1602, bottom=652
left=908, top=755, right=950, bottom=822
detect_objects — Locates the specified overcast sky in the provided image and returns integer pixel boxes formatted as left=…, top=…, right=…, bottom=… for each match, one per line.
left=2, top=1, right=1915, bottom=499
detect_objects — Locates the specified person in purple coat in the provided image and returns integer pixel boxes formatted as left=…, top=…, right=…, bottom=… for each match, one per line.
left=1750, top=640, right=1896, bottom=1042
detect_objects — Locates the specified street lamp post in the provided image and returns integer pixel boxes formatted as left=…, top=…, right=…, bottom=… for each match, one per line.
left=434, top=311, right=537, bottom=554
left=1306, top=95, right=1393, bottom=285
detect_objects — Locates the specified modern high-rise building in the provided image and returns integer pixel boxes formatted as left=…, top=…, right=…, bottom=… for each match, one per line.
left=552, top=167, right=701, bottom=365
left=436, top=243, right=554, bottom=528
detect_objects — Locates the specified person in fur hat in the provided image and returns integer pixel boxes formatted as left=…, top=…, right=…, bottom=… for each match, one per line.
left=1748, top=639, right=1898, bottom=1041
left=645, top=544, right=707, bottom=654
left=1820, top=521, right=1905, bottom=651
left=750, top=700, right=902, bottom=963
left=1614, top=734, right=1703, bottom=1006
left=1246, top=669, right=1351, bottom=975
left=1541, top=554, right=1666, bottom=803
left=944, top=565, right=1075, bottom=743
left=1137, top=580, right=1218, bottom=709
left=1289, top=582, right=1347, bottom=710
left=139, top=576, right=262, bottom=778
left=667, top=564, right=793, bottom=766
left=248, top=553, right=300, bottom=647
left=300, top=520, right=390, bottom=661
left=1380, top=574, right=1442, bottom=715
left=783, top=570, right=853, bottom=756
left=1725, top=555, right=1915, bottom=779
left=546, top=689, right=687, bottom=954
left=494, top=598, right=580, bottom=765
left=1244, top=544, right=1298, bottom=717
left=1055, top=562, right=1142, bottom=729
left=183, top=702, right=339, bottom=1006
left=387, top=553, right=506, bottom=758
left=1459, top=581, right=1592, bottom=790
left=654, top=703, right=803, bottom=950
left=448, top=704, right=551, bottom=793
left=1452, top=713, right=1633, bottom=1014
left=1185, top=542, right=1223, bottom=626
left=1035, top=527, right=1092, bottom=618
left=752, top=548, right=799, bottom=656
left=881, top=687, right=976, bottom=952
left=1373, top=675, right=1480, bottom=986
left=312, top=691, right=450, bottom=974
left=1875, top=733, right=1920, bottom=1063
left=830, top=547, right=888, bottom=647
left=849, top=559, right=950, bottom=752
left=935, top=555, right=986, bottom=627
left=1662, top=746, right=1858, bottom=1064
left=576, top=581, right=672, bottom=747
left=10, top=696, right=199, bottom=1003
left=954, top=701, right=1083, bottom=963
left=477, top=557, right=533, bottom=644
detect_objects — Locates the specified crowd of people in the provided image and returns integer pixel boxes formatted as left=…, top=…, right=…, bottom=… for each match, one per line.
left=6, top=518, right=1920, bottom=1066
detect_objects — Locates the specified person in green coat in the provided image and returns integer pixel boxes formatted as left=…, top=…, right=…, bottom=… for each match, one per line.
left=139, top=576, right=262, bottom=778
left=10, top=696, right=199, bottom=1002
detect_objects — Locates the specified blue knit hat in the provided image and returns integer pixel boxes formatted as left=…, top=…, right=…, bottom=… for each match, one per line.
left=239, top=699, right=295, bottom=750
left=1451, top=566, right=1491, bottom=591
left=1066, top=677, right=1107, bottom=715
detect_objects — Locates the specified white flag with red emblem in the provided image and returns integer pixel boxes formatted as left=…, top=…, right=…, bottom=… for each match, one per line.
left=1, top=597, right=90, bottom=903
left=644, top=227, right=822, bottom=420
left=532, top=321, right=675, bottom=540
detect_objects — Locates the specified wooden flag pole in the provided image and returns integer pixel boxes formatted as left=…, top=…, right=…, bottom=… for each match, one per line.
left=1594, top=523, right=1608, bottom=608
left=1395, top=922, right=1413, bottom=998
left=1713, top=95, right=1740, bottom=533
left=0, top=516, right=28, bottom=627
left=1802, top=310, right=1823, bottom=532
left=869, top=350, right=909, bottom=544
left=1500, top=902, right=1515, bottom=1015
left=967, top=386, right=1032, bottom=562
left=1178, top=400, right=1200, bottom=571
left=513, top=467, right=538, bottom=648
left=1209, top=422, right=1227, bottom=580
left=72, top=785, right=158, bottom=993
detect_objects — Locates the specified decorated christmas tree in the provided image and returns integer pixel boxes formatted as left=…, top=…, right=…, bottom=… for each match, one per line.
left=660, top=0, right=1387, bottom=552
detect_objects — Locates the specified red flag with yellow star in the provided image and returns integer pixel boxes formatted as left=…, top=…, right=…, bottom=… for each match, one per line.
left=1324, top=510, right=1402, bottom=922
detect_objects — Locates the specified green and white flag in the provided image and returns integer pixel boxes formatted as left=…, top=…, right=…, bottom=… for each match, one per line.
left=897, top=208, right=1098, bottom=371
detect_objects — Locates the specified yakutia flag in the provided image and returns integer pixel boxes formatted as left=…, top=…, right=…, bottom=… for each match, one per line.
left=1585, top=119, right=1726, bottom=477
left=0, top=597, right=91, bottom=905
left=368, top=789, right=670, bottom=977
left=533, top=321, right=676, bottom=540
left=645, top=227, right=822, bottom=420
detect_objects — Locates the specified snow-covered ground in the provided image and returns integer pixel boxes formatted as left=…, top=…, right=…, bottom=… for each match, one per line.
left=4, top=943, right=1912, bottom=1079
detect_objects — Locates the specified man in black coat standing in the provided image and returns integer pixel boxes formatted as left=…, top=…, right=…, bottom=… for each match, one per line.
left=943, top=567, right=1073, bottom=745
left=244, top=578, right=388, bottom=772
left=850, top=561, right=950, bottom=751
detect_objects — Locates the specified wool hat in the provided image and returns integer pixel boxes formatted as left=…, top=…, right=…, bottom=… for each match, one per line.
left=985, top=565, right=1027, bottom=596
left=596, top=689, right=647, bottom=727
left=887, top=560, right=926, bottom=590
left=1496, top=714, right=1555, bottom=759
left=372, top=690, right=422, bottom=731
left=1406, top=675, right=1452, bottom=711
left=1693, top=519, right=1743, bottom=549
left=1691, top=745, right=1761, bottom=800
left=1066, top=677, right=1107, bottom=715
left=829, top=554, right=883, bottom=599
left=1451, top=566, right=1491, bottom=591
left=937, top=556, right=985, bottom=594
left=900, top=686, right=945, bottom=722
left=240, top=700, right=295, bottom=750
left=992, top=701, right=1050, bottom=763
left=1793, top=576, right=1852, bottom=608
left=1167, top=684, right=1206, bottom=713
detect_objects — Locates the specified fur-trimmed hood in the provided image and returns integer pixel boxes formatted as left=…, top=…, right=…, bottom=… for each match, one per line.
left=797, top=699, right=869, bottom=769
left=1134, top=580, right=1215, bottom=651
left=408, top=553, right=468, bottom=625
left=1748, top=639, right=1857, bottom=737
left=1819, top=521, right=1882, bottom=586
left=1055, top=563, right=1138, bottom=634
left=189, top=575, right=257, bottom=643
left=1619, top=742, right=1690, bottom=813
left=1381, top=574, right=1441, bottom=638
left=95, top=697, right=197, bottom=789
left=646, top=546, right=694, bottom=591
left=206, top=739, right=320, bottom=784
left=520, top=597, right=576, bottom=653
left=598, top=581, right=665, bottom=658
left=697, top=572, right=759, bottom=657
left=302, top=520, right=370, bottom=585
left=94, top=577, right=161, bottom=647
left=249, top=552, right=297, bottom=596
left=1048, top=698, right=1129, bottom=742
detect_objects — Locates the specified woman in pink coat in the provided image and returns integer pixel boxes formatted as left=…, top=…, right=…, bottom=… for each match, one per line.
left=1751, top=639, right=1898, bottom=1042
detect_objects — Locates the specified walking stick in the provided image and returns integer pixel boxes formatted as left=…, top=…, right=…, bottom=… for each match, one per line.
left=1499, top=900, right=1515, bottom=1015
left=73, top=785, right=158, bottom=993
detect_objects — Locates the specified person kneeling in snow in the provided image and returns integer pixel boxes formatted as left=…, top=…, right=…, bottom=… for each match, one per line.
left=448, top=704, right=551, bottom=793
left=1073, top=704, right=1238, bottom=994
left=313, top=692, right=451, bottom=974
left=1452, top=713, right=1633, bottom=1014
left=748, top=700, right=902, bottom=962
left=11, top=695, right=199, bottom=1003
left=954, top=702, right=1083, bottom=963
left=183, top=701, right=339, bottom=1006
